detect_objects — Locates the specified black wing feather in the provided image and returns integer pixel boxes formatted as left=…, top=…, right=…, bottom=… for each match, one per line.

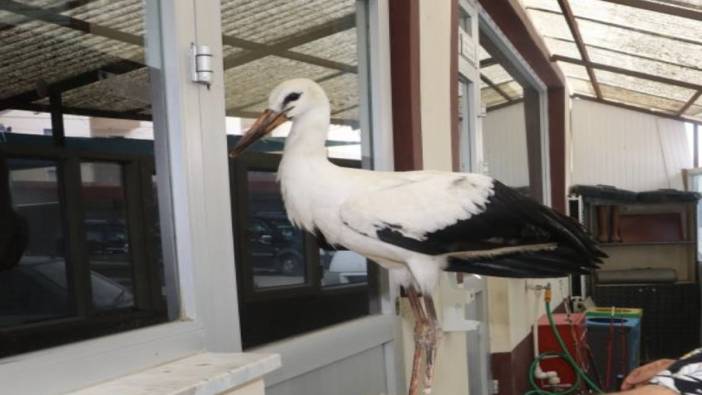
left=375, top=180, right=603, bottom=277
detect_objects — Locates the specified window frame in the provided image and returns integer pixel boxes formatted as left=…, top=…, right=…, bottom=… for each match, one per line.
left=0, top=142, right=167, bottom=353
left=0, top=0, right=242, bottom=392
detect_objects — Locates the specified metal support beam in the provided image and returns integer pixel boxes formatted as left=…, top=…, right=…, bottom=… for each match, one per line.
left=677, top=91, right=702, bottom=116
left=556, top=0, right=602, bottom=99
left=553, top=55, right=702, bottom=91
left=49, top=92, right=65, bottom=146
left=599, top=0, right=702, bottom=22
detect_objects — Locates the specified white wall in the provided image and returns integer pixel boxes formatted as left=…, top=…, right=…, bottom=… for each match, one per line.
left=483, top=103, right=529, bottom=187
left=570, top=100, right=692, bottom=191
left=412, top=1, right=471, bottom=394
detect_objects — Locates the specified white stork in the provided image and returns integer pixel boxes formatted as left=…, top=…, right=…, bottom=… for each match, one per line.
left=230, top=79, right=604, bottom=395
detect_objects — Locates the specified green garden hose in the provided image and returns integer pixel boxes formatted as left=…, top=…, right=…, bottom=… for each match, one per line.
left=525, top=287, right=604, bottom=395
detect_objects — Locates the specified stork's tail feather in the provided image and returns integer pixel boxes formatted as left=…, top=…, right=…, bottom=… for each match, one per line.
left=444, top=246, right=601, bottom=279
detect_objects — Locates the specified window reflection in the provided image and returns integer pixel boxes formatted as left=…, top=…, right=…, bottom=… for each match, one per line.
left=80, top=162, right=134, bottom=310
left=0, top=158, right=69, bottom=326
left=321, top=250, right=367, bottom=287
left=247, top=171, right=306, bottom=288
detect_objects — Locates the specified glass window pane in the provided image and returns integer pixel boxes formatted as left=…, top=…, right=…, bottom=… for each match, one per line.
left=247, top=171, right=306, bottom=289
left=221, top=0, right=363, bottom=160
left=80, top=162, right=134, bottom=310
left=0, top=0, right=173, bottom=357
left=321, top=250, right=367, bottom=287
left=0, top=158, right=69, bottom=328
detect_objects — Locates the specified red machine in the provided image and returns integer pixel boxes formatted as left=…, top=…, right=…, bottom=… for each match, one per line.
left=537, top=312, right=589, bottom=388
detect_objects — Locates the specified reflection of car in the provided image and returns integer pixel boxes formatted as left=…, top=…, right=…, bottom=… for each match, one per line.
left=248, top=215, right=304, bottom=275
left=322, top=251, right=368, bottom=285
left=85, top=220, right=129, bottom=256
left=0, top=259, right=134, bottom=327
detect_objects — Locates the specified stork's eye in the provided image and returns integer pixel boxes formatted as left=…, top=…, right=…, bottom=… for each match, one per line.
left=283, top=92, right=302, bottom=107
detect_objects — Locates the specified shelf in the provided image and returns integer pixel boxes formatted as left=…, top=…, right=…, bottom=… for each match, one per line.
left=599, top=241, right=695, bottom=247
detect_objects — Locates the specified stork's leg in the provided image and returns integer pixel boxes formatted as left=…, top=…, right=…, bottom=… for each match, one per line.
left=406, top=285, right=427, bottom=395
left=422, top=293, right=441, bottom=394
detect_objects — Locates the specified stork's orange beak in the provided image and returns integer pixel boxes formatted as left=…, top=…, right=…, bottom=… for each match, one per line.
left=229, top=109, right=289, bottom=158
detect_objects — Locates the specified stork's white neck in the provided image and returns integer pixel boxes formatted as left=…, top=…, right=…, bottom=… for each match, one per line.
left=283, top=105, right=331, bottom=160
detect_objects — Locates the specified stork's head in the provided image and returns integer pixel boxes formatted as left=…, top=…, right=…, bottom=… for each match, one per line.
left=229, top=79, right=329, bottom=157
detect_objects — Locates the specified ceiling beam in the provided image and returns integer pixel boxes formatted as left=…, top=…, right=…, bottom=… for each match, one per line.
left=5, top=102, right=151, bottom=121
left=480, top=75, right=515, bottom=102
left=599, top=0, right=702, bottom=22
left=556, top=0, right=602, bottom=99
left=677, top=91, right=702, bottom=116
left=573, top=94, right=702, bottom=125
left=554, top=54, right=702, bottom=91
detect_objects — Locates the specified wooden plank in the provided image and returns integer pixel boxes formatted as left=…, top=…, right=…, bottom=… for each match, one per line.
left=554, top=54, right=702, bottom=91
left=557, top=0, right=602, bottom=99
left=389, top=0, right=422, bottom=171
left=677, top=90, right=702, bottom=116
left=599, top=0, right=702, bottom=21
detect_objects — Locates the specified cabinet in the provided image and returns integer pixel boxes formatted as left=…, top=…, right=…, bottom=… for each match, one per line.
left=571, top=186, right=701, bottom=360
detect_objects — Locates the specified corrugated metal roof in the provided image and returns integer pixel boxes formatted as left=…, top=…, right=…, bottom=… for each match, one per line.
left=523, top=0, right=702, bottom=122
left=0, top=0, right=360, bottom=125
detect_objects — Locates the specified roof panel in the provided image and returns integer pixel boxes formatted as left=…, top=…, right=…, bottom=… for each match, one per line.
left=224, top=56, right=358, bottom=121
left=586, top=46, right=702, bottom=86
left=481, top=87, right=509, bottom=109
left=569, top=0, right=702, bottom=45
left=481, top=64, right=514, bottom=86
left=595, top=69, right=696, bottom=102
left=66, top=0, right=144, bottom=35
left=576, top=18, right=702, bottom=70
left=49, top=68, right=151, bottom=112
left=220, top=0, right=355, bottom=45
left=566, top=77, right=595, bottom=97
left=290, top=28, right=358, bottom=67
left=543, top=36, right=580, bottom=59
left=525, top=8, right=575, bottom=43
left=557, top=61, right=589, bottom=80
left=0, top=19, right=143, bottom=100
left=597, top=81, right=687, bottom=113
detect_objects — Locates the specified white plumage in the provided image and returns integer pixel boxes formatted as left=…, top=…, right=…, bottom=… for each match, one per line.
left=230, top=78, right=603, bottom=395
